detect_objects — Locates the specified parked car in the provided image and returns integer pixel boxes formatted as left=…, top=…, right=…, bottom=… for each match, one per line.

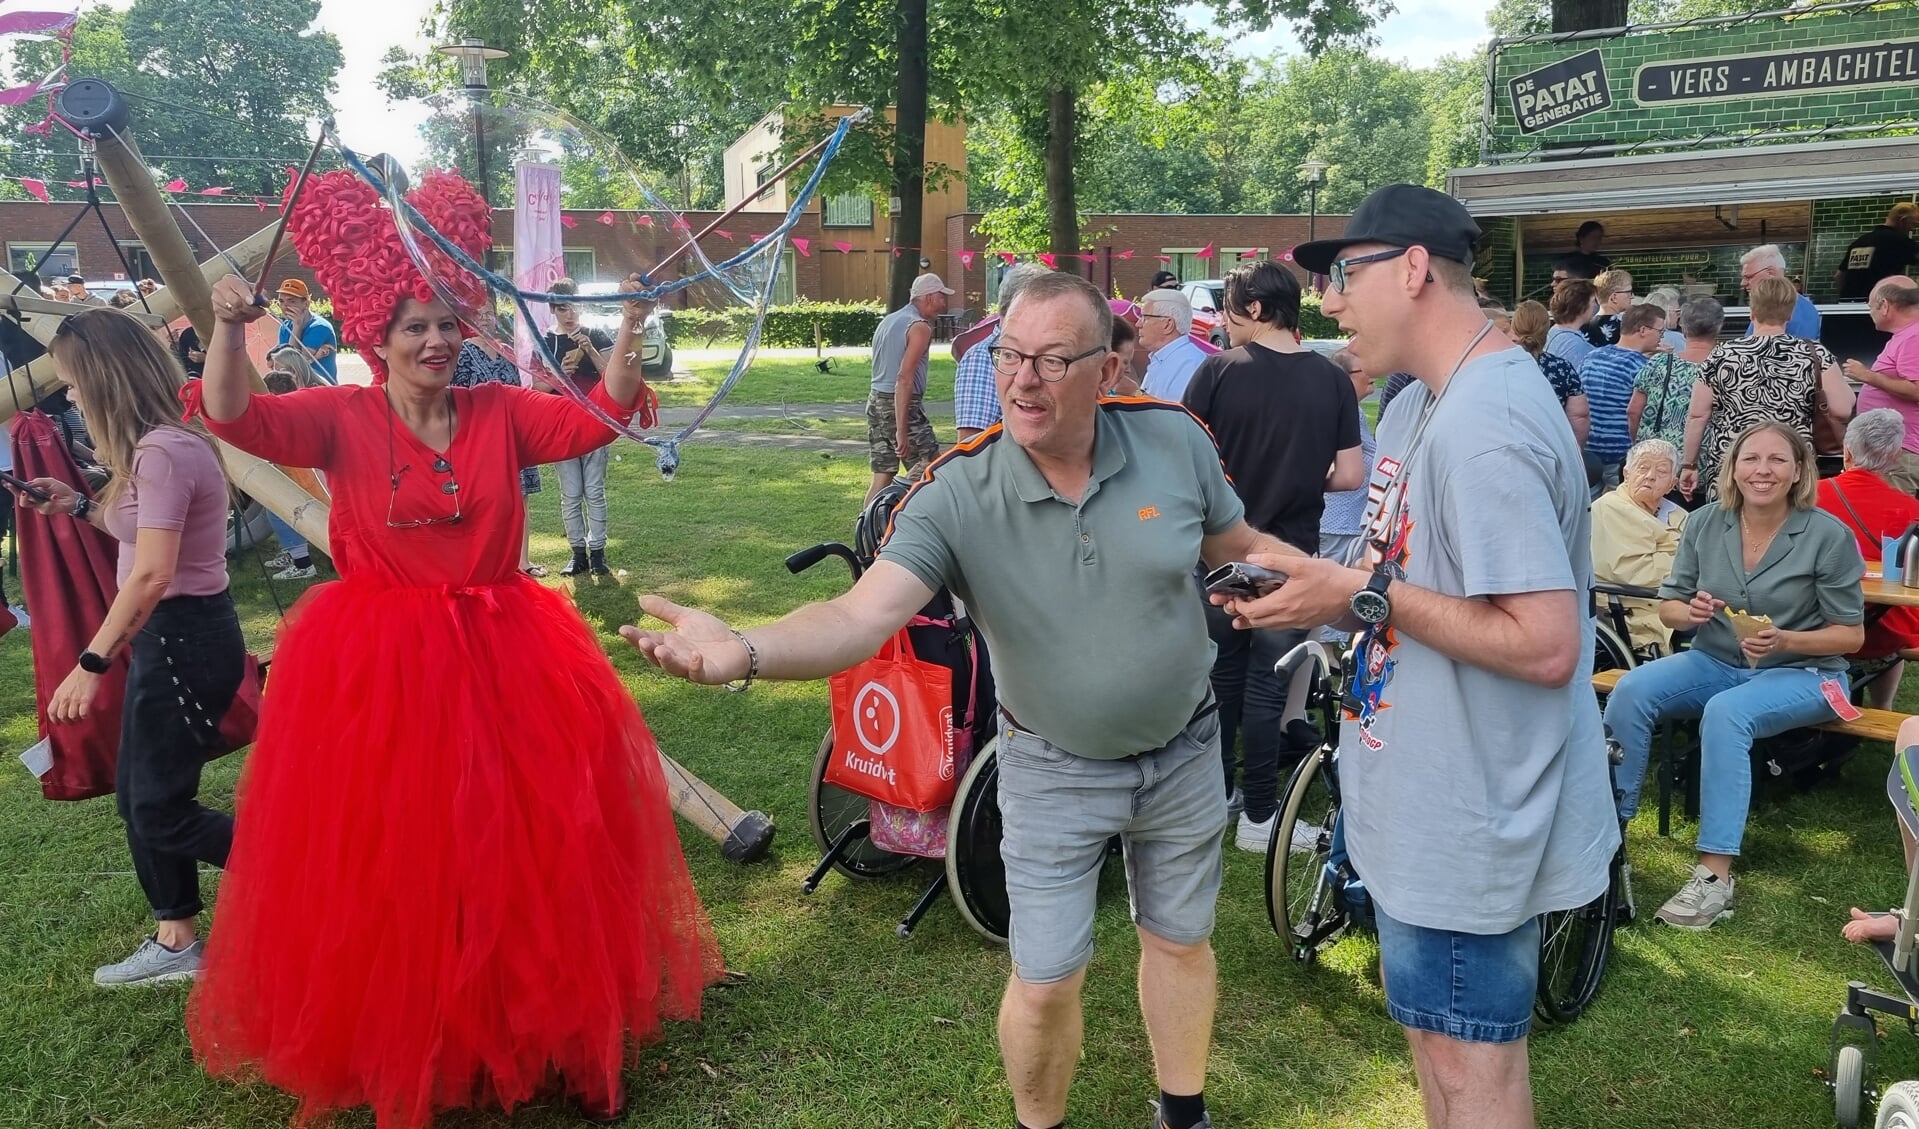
left=1181, top=280, right=1226, bottom=347
left=577, top=281, right=673, bottom=378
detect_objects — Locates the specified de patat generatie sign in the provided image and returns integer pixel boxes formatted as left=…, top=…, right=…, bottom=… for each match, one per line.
left=1508, top=49, right=1613, bottom=134
left=1635, top=37, right=1919, bottom=104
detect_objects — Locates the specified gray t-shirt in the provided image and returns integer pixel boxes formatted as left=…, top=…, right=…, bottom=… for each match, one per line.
left=1340, top=346, right=1619, bottom=934
left=879, top=402, right=1244, bottom=759
left=870, top=304, right=929, bottom=396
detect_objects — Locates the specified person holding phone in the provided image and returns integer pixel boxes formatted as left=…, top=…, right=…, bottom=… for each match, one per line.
left=541, top=277, right=617, bottom=576
left=10, top=307, right=244, bottom=988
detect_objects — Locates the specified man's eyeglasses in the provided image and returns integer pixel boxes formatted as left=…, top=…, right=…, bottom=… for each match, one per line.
left=1329, top=248, right=1410, bottom=293
left=987, top=344, right=1106, bottom=382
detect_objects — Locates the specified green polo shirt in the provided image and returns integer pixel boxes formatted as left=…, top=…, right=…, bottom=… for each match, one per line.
left=879, top=400, right=1244, bottom=759
left=1657, top=502, right=1865, bottom=671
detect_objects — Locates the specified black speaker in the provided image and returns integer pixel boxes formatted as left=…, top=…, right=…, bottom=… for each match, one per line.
left=55, top=78, right=129, bottom=135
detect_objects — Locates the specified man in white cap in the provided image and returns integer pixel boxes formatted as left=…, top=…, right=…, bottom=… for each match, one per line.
left=866, top=271, right=953, bottom=501
left=1138, top=288, right=1205, bottom=402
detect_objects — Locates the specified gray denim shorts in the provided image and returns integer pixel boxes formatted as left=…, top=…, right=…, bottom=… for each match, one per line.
left=994, top=705, right=1228, bottom=984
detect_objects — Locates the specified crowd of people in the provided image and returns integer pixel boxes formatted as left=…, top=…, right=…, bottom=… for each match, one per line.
left=3, top=173, right=1917, bottom=1129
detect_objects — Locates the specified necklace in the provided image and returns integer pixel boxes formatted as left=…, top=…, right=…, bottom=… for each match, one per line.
left=1740, top=514, right=1784, bottom=562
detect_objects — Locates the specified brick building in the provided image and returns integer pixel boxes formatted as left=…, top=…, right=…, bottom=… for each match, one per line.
left=0, top=201, right=323, bottom=292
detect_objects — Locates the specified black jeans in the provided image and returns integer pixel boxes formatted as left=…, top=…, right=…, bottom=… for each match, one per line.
left=1204, top=597, right=1307, bottom=823
left=116, top=591, right=244, bottom=921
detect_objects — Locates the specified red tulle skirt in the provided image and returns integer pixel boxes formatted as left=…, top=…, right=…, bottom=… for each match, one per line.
left=188, top=577, right=722, bottom=1127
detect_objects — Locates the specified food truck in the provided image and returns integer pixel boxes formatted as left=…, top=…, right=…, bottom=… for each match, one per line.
left=1448, top=0, right=1919, bottom=363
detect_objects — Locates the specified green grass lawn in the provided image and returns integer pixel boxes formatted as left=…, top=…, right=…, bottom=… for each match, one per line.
left=655, top=355, right=957, bottom=409
left=1, top=438, right=1915, bottom=1127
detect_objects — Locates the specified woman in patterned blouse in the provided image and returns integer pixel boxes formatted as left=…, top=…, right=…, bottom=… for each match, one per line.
left=1629, top=295, right=1719, bottom=450
left=1678, top=277, right=1854, bottom=501
left=1510, top=299, right=1591, bottom=444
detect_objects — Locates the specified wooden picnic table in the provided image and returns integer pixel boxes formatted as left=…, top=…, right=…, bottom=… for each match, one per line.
left=1864, top=574, right=1919, bottom=609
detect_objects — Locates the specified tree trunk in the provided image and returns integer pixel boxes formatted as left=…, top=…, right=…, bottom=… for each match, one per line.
left=1551, top=0, right=1626, bottom=32
left=1045, top=86, right=1077, bottom=263
left=887, top=0, right=929, bottom=309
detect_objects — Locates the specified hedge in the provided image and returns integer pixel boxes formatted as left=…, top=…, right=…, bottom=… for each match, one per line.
left=661, top=301, right=886, bottom=347
left=1299, top=295, right=1343, bottom=341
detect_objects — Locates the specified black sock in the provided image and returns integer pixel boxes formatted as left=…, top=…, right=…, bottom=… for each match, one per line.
left=291, top=553, right=310, bottom=569
left=1158, top=1091, right=1206, bottom=1129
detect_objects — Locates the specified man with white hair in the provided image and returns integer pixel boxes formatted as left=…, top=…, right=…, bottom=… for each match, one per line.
left=955, top=263, right=1050, bottom=441
left=1138, top=288, right=1207, bottom=401
left=866, top=271, right=954, bottom=501
left=1843, top=276, right=1919, bottom=492
left=1740, top=244, right=1821, bottom=340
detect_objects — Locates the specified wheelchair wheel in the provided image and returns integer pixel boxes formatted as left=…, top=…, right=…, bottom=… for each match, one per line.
left=1875, top=1079, right=1919, bottom=1128
left=945, top=738, right=1009, bottom=944
left=808, top=728, right=916, bottom=879
left=1266, top=746, right=1347, bottom=962
left=1592, top=618, right=1635, bottom=693
left=1533, top=855, right=1617, bottom=1025
left=1836, top=1042, right=1866, bottom=1128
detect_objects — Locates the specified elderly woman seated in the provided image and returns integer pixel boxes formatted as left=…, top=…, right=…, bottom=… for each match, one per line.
left=1818, top=408, right=1919, bottom=708
left=1604, top=422, right=1865, bottom=931
left=1591, top=438, right=1688, bottom=654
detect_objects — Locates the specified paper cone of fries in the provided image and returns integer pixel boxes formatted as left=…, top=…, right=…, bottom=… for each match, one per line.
left=1724, top=607, right=1774, bottom=667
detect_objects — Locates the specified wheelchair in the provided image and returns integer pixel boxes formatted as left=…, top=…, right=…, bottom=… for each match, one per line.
left=790, top=482, right=1010, bottom=943
left=1828, top=746, right=1919, bottom=1128
left=1263, top=640, right=1634, bottom=1025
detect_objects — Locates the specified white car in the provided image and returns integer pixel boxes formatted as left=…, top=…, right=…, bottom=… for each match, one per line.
left=1180, top=280, right=1227, bottom=348
left=577, top=281, right=673, bottom=378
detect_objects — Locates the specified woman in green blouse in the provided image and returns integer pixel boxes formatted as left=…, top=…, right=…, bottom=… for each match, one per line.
left=1604, top=422, right=1865, bottom=930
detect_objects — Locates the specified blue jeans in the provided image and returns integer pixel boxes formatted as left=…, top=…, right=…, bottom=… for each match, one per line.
left=1375, top=903, right=1539, bottom=1044
left=555, top=444, right=610, bottom=550
left=1602, top=649, right=1848, bottom=856
left=265, top=511, right=306, bottom=559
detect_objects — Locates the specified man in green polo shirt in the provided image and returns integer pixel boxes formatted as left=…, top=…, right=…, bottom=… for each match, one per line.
left=625, top=271, right=1292, bottom=1129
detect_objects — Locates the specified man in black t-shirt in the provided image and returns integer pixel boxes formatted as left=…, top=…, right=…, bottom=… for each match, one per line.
left=1183, top=261, right=1363, bottom=852
left=1837, top=203, right=1918, bottom=301
left=542, top=279, right=619, bottom=576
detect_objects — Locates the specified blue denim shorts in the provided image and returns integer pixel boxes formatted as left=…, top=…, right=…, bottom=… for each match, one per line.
left=994, top=706, right=1228, bottom=984
left=1375, top=903, right=1539, bottom=1044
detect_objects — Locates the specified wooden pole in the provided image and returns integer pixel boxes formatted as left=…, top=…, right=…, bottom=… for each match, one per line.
left=91, top=126, right=221, bottom=350
left=659, top=752, right=775, bottom=863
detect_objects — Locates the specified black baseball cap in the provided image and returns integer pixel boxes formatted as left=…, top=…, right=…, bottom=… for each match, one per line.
left=1292, top=184, right=1481, bottom=276
left=1150, top=270, right=1179, bottom=288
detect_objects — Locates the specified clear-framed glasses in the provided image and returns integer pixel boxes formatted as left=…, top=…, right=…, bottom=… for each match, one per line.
left=988, top=344, right=1106, bottom=382
left=1329, top=247, right=1410, bottom=293
left=385, top=455, right=463, bottom=528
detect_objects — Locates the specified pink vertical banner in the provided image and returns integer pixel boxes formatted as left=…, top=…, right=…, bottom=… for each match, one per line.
left=513, top=160, right=564, bottom=386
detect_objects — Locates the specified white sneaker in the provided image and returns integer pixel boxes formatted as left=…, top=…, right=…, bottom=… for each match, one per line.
left=1236, top=811, right=1276, bottom=853
left=94, top=936, right=203, bottom=987
left=1289, top=818, right=1321, bottom=854
left=262, top=550, right=293, bottom=570
left=1654, top=864, right=1734, bottom=930
left=272, top=563, right=318, bottom=581
left=6, top=605, right=26, bottom=630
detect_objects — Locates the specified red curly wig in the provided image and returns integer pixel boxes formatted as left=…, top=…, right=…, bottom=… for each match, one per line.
left=284, top=168, right=492, bottom=383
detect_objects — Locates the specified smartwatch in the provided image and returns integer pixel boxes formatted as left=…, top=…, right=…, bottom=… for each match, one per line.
left=72, top=495, right=93, bottom=521
left=78, top=649, right=111, bottom=675
left=1349, top=570, right=1393, bottom=626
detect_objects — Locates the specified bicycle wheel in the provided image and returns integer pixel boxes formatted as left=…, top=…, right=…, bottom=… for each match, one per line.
left=1265, top=747, right=1347, bottom=962
left=946, top=738, right=1009, bottom=944
left=807, top=728, right=917, bottom=879
left=1534, top=844, right=1621, bottom=1025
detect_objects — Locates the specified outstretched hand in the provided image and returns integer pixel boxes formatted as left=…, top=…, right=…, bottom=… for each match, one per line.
left=620, top=272, right=656, bottom=327
left=620, top=595, right=750, bottom=686
left=210, top=275, right=270, bottom=325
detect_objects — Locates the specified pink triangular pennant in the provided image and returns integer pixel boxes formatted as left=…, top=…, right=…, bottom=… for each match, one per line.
left=892, top=247, right=902, bottom=259
left=636, top=214, right=654, bottom=227
left=832, top=240, right=853, bottom=255
left=19, top=177, right=48, bottom=203
left=671, top=216, right=691, bottom=231
left=1196, top=244, right=1215, bottom=259
left=960, top=250, right=976, bottom=268
left=1117, top=250, right=1134, bottom=261
left=256, top=197, right=267, bottom=212
left=198, top=186, right=231, bottom=196
left=793, top=237, right=811, bottom=257
left=715, top=228, right=733, bottom=239
left=560, top=214, right=578, bottom=229
left=1156, top=254, right=1173, bottom=263
left=1281, top=248, right=1296, bottom=262
left=1037, top=252, right=1057, bottom=268
left=163, top=178, right=187, bottom=193
left=597, top=211, right=615, bottom=225
left=998, top=252, right=1016, bottom=266
left=1238, top=248, right=1258, bottom=260
left=62, top=179, right=87, bottom=188
left=749, top=233, right=766, bottom=244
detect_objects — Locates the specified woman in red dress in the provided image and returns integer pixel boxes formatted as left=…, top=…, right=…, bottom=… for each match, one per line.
left=184, top=170, right=721, bottom=1126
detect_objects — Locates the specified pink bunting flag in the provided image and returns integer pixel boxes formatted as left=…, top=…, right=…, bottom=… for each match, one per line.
left=0, top=1, right=80, bottom=38
left=1281, top=248, right=1296, bottom=262
left=61, top=178, right=92, bottom=188
left=793, top=237, right=811, bottom=257
left=163, top=178, right=187, bottom=193
left=671, top=216, right=691, bottom=231
left=18, top=177, right=48, bottom=203
left=1078, top=253, right=1098, bottom=262
left=1117, top=250, right=1134, bottom=261
left=715, top=229, right=733, bottom=239
left=636, top=214, right=654, bottom=227
left=892, top=247, right=902, bottom=259
left=597, top=211, right=615, bottom=225
left=1037, top=253, right=1057, bottom=269
left=1238, top=248, right=1259, bottom=260
left=749, top=233, right=766, bottom=244
left=198, top=186, right=231, bottom=196
left=1156, top=255, right=1173, bottom=263
left=1196, top=244, right=1215, bottom=259
left=960, top=250, right=976, bottom=269
left=256, top=197, right=267, bottom=212
left=998, top=252, right=1016, bottom=266
left=560, top=214, right=578, bottom=229
left=831, top=240, right=853, bottom=255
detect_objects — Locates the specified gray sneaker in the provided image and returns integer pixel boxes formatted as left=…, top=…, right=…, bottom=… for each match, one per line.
left=94, top=936, right=203, bottom=987
left=1148, top=1100, right=1214, bottom=1129
left=262, top=550, right=293, bottom=570
left=272, top=563, right=318, bottom=581
left=1654, top=864, right=1734, bottom=930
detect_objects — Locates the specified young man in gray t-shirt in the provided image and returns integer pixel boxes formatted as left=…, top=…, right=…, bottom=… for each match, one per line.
left=1222, top=184, right=1617, bottom=1129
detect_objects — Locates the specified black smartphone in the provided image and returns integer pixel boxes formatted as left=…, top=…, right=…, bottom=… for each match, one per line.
left=1203, top=561, right=1288, bottom=599
left=0, top=470, right=51, bottom=503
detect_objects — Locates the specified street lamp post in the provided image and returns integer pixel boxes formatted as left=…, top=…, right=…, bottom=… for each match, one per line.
left=669, top=121, right=692, bottom=211
left=436, top=37, right=509, bottom=206
left=1299, top=159, right=1329, bottom=242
